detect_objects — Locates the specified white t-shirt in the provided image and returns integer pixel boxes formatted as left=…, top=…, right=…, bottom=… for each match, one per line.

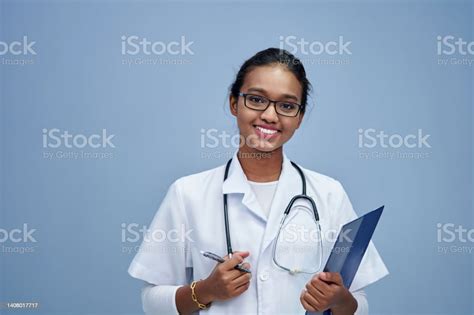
left=247, top=180, right=279, bottom=219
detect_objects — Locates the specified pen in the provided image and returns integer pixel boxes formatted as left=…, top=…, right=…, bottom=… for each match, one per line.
left=200, top=250, right=251, bottom=273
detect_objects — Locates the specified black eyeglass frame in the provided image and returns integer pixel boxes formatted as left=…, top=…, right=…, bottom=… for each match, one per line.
left=238, top=92, right=303, bottom=117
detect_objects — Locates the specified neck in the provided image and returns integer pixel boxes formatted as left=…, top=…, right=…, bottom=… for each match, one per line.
left=237, top=145, right=283, bottom=182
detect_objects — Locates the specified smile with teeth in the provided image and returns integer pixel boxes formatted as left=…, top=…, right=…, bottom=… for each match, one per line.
left=254, top=125, right=279, bottom=139
left=256, top=126, right=277, bottom=134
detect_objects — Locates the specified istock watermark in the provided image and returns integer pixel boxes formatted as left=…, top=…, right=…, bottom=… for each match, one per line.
left=278, top=35, right=351, bottom=66
left=199, top=128, right=272, bottom=160
left=42, top=128, right=116, bottom=160
left=358, top=128, right=431, bottom=160
left=436, top=35, right=474, bottom=66
left=436, top=223, right=474, bottom=255
left=0, top=36, right=36, bottom=66
left=0, top=224, right=38, bottom=254
left=279, top=224, right=352, bottom=244
left=120, top=223, right=194, bottom=255
left=121, top=35, right=193, bottom=66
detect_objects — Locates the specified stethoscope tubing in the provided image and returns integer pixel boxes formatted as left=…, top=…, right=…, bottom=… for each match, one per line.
left=223, top=158, right=320, bottom=256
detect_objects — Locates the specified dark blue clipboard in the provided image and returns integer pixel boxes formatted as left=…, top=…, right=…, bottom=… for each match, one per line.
left=306, top=206, right=384, bottom=315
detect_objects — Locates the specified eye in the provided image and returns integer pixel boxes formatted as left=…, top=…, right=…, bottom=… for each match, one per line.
left=279, top=102, right=297, bottom=111
left=248, top=95, right=266, bottom=104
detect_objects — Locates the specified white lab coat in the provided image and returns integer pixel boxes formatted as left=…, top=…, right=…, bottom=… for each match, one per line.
left=128, top=151, right=389, bottom=315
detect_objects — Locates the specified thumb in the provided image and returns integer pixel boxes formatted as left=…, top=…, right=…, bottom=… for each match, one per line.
left=222, top=251, right=250, bottom=270
left=223, top=251, right=250, bottom=260
left=232, top=251, right=250, bottom=259
left=319, top=272, right=343, bottom=285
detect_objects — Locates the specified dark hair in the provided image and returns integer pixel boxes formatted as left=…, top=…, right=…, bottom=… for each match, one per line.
left=230, top=48, right=312, bottom=113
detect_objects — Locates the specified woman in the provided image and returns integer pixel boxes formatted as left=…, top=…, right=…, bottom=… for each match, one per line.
left=128, top=48, right=388, bottom=315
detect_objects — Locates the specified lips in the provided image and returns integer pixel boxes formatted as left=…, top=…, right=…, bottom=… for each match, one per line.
left=254, top=125, right=280, bottom=140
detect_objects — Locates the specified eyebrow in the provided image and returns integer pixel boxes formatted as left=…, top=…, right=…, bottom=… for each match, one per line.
left=246, top=87, right=300, bottom=103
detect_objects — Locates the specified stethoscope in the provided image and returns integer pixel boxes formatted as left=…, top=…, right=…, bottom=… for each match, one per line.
left=223, top=158, right=322, bottom=274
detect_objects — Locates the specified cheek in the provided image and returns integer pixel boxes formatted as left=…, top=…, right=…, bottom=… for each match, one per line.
left=236, top=110, right=256, bottom=131
left=281, top=121, right=300, bottom=136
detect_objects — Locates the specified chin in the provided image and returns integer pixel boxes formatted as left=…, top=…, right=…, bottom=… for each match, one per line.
left=240, top=129, right=284, bottom=153
left=249, top=142, right=282, bottom=154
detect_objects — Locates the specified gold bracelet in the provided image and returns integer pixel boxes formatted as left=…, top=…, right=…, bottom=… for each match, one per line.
left=190, top=280, right=211, bottom=310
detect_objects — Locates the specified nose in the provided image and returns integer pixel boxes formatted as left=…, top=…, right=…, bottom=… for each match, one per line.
left=260, top=102, right=279, bottom=123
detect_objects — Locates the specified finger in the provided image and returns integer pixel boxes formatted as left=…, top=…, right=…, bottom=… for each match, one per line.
left=223, top=251, right=249, bottom=260
left=303, top=290, right=324, bottom=312
left=234, top=262, right=251, bottom=274
left=305, top=281, right=326, bottom=299
left=319, top=272, right=343, bottom=285
left=312, top=276, right=332, bottom=294
left=301, top=298, right=316, bottom=312
left=223, top=269, right=243, bottom=281
left=240, top=262, right=251, bottom=270
left=224, top=251, right=250, bottom=260
left=305, top=283, right=327, bottom=309
left=233, top=251, right=250, bottom=259
left=310, top=278, right=330, bottom=298
left=227, top=263, right=251, bottom=282
left=232, top=272, right=252, bottom=288
left=222, top=252, right=249, bottom=271
left=233, top=281, right=250, bottom=296
left=300, top=290, right=317, bottom=312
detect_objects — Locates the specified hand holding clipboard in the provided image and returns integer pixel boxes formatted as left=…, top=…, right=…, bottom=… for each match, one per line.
left=305, top=206, right=384, bottom=315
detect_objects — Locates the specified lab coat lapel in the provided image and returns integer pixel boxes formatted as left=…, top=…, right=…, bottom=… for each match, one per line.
left=261, top=153, right=301, bottom=253
left=222, top=152, right=268, bottom=222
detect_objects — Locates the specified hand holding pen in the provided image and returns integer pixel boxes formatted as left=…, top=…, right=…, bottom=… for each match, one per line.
left=201, top=250, right=251, bottom=273
left=198, top=250, right=252, bottom=301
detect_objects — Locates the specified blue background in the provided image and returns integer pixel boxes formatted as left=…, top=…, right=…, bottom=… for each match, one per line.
left=1, top=0, right=472, bottom=314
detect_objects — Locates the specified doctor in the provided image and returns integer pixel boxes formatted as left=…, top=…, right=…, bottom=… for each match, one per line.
left=128, top=48, right=389, bottom=315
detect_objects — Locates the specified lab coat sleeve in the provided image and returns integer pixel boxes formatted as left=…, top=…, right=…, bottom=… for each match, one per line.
left=141, top=284, right=181, bottom=315
left=352, top=289, right=368, bottom=315
left=128, top=180, right=193, bottom=314
left=334, top=181, right=389, bottom=292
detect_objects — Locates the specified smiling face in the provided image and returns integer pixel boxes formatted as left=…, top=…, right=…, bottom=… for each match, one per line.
left=230, top=64, right=304, bottom=153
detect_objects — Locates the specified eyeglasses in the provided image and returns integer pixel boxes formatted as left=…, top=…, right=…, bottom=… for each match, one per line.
left=238, top=92, right=303, bottom=117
